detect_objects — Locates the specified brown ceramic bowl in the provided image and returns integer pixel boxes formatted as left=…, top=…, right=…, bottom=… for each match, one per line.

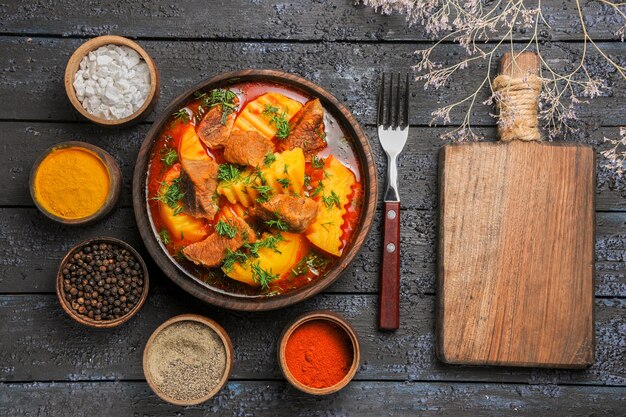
left=56, top=237, right=149, bottom=328
left=30, top=141, right=122, bottom=226
left=143, top=314, right=234, bottom=406
left=278, top=310, right=360, bottom=395
left=65, top=35, right=160, bottom=127
left=132, top=70, right=378, bottom=311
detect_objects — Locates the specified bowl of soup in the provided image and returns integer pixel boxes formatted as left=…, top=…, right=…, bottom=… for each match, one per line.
left=132, top=70, right=377, bottom=311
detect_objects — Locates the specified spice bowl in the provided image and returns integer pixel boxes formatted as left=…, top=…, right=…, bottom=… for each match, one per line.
left=65, top=35, right=160, bottom=127
left=56, top=237, right=149, bottom=328
left=30, top=141, right=122, bottom=225
left=278, top=311, right=360, bottom=395
left=143, top=314, right=234, bottom=405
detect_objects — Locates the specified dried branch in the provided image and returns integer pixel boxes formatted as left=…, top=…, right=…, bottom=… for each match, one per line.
left=602, top=127, right=626, bottom=176
left=359, top=0, right=625, bottom=143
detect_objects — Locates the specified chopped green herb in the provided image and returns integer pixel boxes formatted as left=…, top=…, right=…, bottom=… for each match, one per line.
left=241, top=171, right=255, bottom=186
left=218, top=163, right=242, bottom=182
left=311, top=181, right=324, bottom=197
left=262, top=104, right=290, bottom=139
left=215, top=219, right=237, bottom=239
left=311, top=156, right=326, bottom=169
left=322, top=190, right=341, bottom=209
left=291, top=253, right=328, bottom=276
left=277, top=177, right=291, bottom=188
left=262, top=104, right=279, bottom=115
left=254, top=195, right=271, bottom=204
left=173, top=206, right=184, bottom=216
left=265, top=218, right=289, bottom=231
left=198, top=88, right=239, bottom=125
left=244, top=233, right=284, bottom=258
left=173, top=108, right=190, bottom=123
left=251, top=262, right=279, bottom=289
left=253, top=184, right=272, bottom=203
left=283, top=164, right=289, bottom=174
left=257, top=169, right=268, bottom=183
left=193, top=91, right=207, bottom=100
left=253, top=184, right=272, bottom=194
left=320, top=221, right=335, bottom=232
left=272, top=114, right=291, bottom=139
left=319, top=131, right=327, bottom=142
left=154, top=177, right=185, bottom=214
left=174, top=247, right=186, bottom=262
left=304, top=174, right=311, bottom=188
left=159, top=229, right=171, bottom=245
left=264, top=153, right=277, bottom=166
left=161, top=148, right=178, bottom=167
left=222, top=248, right=248, bottom=273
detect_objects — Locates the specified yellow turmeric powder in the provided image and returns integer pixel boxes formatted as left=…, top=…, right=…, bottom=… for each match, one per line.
left=34, top=147, right=110, bottom=220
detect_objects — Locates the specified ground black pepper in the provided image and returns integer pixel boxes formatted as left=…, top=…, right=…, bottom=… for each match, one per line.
left=61, top=242, right=144, bottom=321
left=144, top=321, right=227, bottom=402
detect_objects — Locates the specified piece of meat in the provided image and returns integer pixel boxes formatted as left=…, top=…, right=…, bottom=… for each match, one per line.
left=223, top=131, right=274, bottom=167
left=180, top=158, right=219, bottom=220
left=254, top=194, right=319, bottom=233
left=279, top=99, right=327, bottom=155
left=197, top=100, right=238, bottom=148
left=183, top=216, right=256, bottom=268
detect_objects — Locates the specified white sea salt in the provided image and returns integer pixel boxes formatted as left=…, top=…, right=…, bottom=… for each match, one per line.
left=73, top=44, right=151, bottom=120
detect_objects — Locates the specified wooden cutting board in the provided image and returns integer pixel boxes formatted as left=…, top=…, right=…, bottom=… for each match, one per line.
left=437, top=52, right=595, bottom=368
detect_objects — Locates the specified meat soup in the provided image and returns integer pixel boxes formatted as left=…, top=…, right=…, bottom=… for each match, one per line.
left=147, top=82, right=363, bottom=296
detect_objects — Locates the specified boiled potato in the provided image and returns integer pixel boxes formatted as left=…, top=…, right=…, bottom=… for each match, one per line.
left=224, top=232, right=305, bottom=287
left=233, top=92, right=302, bottom=139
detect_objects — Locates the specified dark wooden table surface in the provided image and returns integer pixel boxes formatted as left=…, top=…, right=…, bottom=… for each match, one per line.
left=1, top=1, right=624, bottom=416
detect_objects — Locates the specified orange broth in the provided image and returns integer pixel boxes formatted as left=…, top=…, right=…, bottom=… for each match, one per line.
left=146, top=82, right=363, bottom=296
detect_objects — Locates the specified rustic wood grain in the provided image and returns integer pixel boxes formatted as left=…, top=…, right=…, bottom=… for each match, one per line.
left=1, top=207, right=624, bottom=298
left=1, top=293, right=624, bottom=385
left=439, top=141, right=596, bottom=367
left=379, top=201, right=401, bottom=330
left=437, top=52, right=598, bottom=368
left=0, top=0, right=622, bottom=42
left=2, top=380, right=625, bottom=417
left=0, top=37, right=623, bottom=126
left=2, top=123, right=625, bottom=211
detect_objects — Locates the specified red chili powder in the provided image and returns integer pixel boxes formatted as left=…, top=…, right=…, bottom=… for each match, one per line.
left=284, top=319, right=353, bottom=389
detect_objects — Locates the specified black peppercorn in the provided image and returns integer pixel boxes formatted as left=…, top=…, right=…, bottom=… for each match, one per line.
left=62, top=241, right=144, bottom=321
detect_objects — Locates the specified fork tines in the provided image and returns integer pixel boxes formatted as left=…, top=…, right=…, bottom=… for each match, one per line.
left=378, top=73, right=410, bottom=129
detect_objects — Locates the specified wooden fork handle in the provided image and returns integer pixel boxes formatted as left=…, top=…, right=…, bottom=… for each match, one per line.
left=379, top=201, right=400, bottom=330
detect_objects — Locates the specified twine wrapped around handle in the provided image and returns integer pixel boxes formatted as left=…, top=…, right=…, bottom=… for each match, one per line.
left=492, top=52, right=542, bottom=142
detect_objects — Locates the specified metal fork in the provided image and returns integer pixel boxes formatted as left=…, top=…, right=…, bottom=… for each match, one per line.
left=377, top=73, right=409, bottom=331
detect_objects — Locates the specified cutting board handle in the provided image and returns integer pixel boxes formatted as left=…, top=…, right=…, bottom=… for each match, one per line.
left=493, top=51, right=542, bottom=142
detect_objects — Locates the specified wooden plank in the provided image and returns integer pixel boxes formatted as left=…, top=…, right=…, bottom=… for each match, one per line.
left=1, top=381, right=625, bottom=417
left=0, top=293, right=624, bottom=385
left=439, top=141, right=595, bottom=367
left=0, top=0, right=622, bottom=42
left=1, top=122, right=625, bottom=211
left=0, top=37, right=624, bottom=126
left=1, top=207, right=624, bottom=297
